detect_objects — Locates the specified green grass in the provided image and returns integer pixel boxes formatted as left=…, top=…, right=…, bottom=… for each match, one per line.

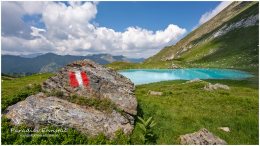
left=2, top=73, right=53, bottom=98
left=68, top=95, right=119, bottom=113
left=1, top=71, right=259, bottom=144
left=1, top=73, right=53, bottom=111
left=185, top=26, right=259, bottom=71
left=106, top=60, right=175, bottom=70
left=130, top=79, right=258, bottom=144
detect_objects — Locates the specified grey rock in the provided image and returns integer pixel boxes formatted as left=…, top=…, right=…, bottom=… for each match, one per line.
left=5, top=93, right=133, bottom=138
left=4, top=60, right=137, bottom=138
left=179, top=128, right=227, bottom=145
left=204, top=83, right=230, bottom=91
left=42, top=59, right=137, bottom=115
left=185, top=78, right=202, bottom=84
left=168, top=63, right=180, bottom=69
left=218, top=127, right=230, bottom=132
left=148, top=90, right=163, bottom=96
left=162, top=54, right=175, bottom=61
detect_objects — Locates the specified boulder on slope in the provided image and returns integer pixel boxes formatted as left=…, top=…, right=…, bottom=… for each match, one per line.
left=4, top=59, right=137, bottom=138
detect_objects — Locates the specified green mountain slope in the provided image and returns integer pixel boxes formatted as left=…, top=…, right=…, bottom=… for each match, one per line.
left=144, top=1, right=258, bottom=71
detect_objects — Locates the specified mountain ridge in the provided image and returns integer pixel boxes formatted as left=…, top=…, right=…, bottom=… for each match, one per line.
left=2, top=53, right=144, bottom=74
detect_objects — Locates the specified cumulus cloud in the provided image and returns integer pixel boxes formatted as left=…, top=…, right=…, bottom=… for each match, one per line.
left=199, top=1, right=232, bottom=25
left=1, top=1, right=186, bottom=58
left=2, top=36, right=54, bottom=54
left=1, top=2, right=31, bottom=38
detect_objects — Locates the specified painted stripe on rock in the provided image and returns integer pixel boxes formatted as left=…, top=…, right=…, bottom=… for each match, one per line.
left=81, top=71, right=89, bottom=86
left=75, top=71, right=83, bottom=86
left=69, top=71, right=79, bottom=87
left=69, top=71, right=90, bottom=87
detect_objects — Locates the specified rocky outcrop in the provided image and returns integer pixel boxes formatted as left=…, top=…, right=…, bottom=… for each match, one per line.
left=42, top=60, right=137, bottom=115
left=4, top=59, right=137, bottom=138
left=179, top=128, right=227, bottom=145
left=5, top=93, right=133, bottom=138
left=213, top=14, right=259, bottom=38
left=204, top=83, right=230, bottom=91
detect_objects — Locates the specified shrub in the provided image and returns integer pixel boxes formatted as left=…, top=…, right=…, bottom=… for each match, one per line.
left=137, top=116, right=157, bottom=144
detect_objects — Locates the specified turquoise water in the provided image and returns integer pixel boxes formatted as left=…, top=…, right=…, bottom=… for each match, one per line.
left=119, top=68, right=254, bottom=85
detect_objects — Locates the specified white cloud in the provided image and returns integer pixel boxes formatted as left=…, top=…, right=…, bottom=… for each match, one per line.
left=1, top=1, right=186, bottom=58
left=19, top=1, right=47, bottom=15
left=1, top=2, right=31, bottom=38
left=199, top=1, right=232, bottom=25
left=2, top=36, right=54, bottom=54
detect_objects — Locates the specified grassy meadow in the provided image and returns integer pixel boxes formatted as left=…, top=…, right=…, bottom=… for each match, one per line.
left=131, top=79, right=258, bottom=144
left=1, top=72, right=258, bottom=144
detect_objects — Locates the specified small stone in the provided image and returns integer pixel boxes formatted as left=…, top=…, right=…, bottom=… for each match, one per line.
left=179, top=128, right=227, bottom=145
left=218, top=127, right=230, bottom=132
left=204, top=83, right=230, bottom=91
left=148, top=90, right=163, bottom=96
left=185, top=78, right=202, bottom=84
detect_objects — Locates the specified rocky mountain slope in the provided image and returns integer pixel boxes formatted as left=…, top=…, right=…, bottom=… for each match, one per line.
left=2, top=53, right=144, bottom=74
left=145, top=1, right=258, bottom=71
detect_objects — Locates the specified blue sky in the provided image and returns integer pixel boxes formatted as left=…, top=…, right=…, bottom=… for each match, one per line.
left=1, top=1, right=232, bottom=58
left=95, top=1, right=220, bottom=32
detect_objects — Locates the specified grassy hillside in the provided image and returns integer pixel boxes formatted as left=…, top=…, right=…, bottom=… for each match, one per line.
left=145, top=2, right=258, bottom=63
left=107, top=2, right=259, bottom=73
left=2, top=73, right=258, bottom=144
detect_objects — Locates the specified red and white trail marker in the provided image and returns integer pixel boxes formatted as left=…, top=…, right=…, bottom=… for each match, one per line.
left=69, top=71, right=89, bottom=87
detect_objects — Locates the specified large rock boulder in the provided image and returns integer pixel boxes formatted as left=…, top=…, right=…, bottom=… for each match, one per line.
left=42, top=60, right=137, bottom=115
left=179, top=128, right=227, bottom=145
left=5, top=93, right=133, bottom=138
left=4, top=59, right=137, bottom=138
